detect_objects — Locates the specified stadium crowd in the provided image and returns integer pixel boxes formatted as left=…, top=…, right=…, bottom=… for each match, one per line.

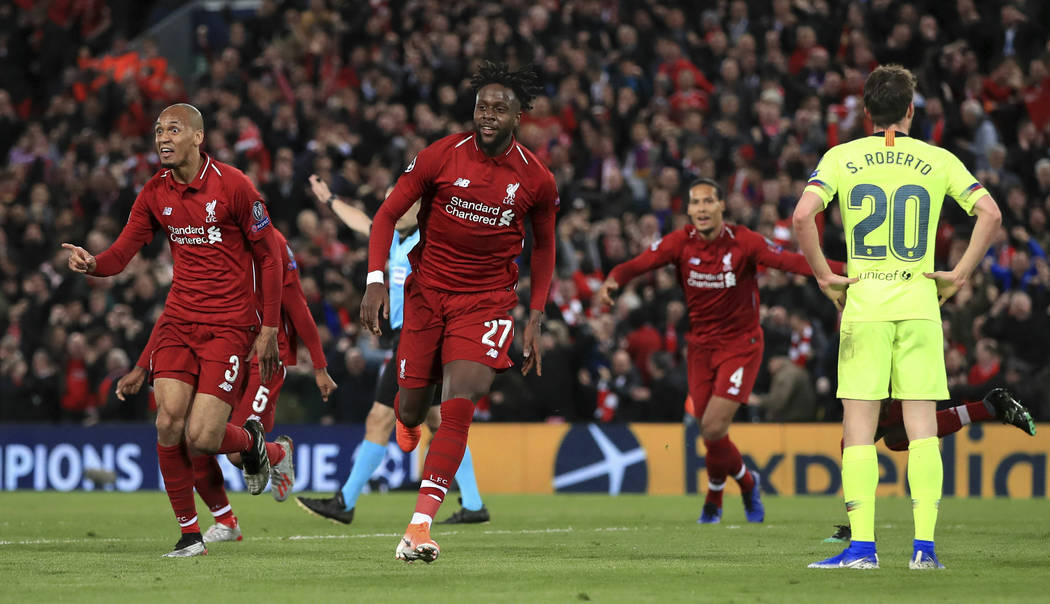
left=1, top=0, right=1049, bottom=425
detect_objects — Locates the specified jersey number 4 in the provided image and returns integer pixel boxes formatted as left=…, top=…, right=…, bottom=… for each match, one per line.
left=848, top=183, right=930, bottom=262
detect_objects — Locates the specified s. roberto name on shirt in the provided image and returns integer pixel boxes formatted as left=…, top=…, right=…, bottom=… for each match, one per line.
left=446, top=196, right=515, bottom=227
left=168, top=224, right=223, bottom=245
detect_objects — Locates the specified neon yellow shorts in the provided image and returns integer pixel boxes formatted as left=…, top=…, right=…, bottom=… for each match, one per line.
left=836, top=319, right=948, bottom=401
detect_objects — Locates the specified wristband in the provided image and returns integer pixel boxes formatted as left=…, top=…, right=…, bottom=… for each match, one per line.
left=325, top=195, right=336, bottom=207
left=366, top=270, right=385, bottom=285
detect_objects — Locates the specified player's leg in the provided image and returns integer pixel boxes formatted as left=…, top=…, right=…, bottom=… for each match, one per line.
left=939, top=388, right=1036, bottom=437
left=393, top=277, right=443, bottom=452
left=185, top=353, right=289, bottom=496
left=810, top=321, right=890, bottom=569
left=699, top=337, right=764, bottom=523
left=250, top=366, right=294, bottom=502
left=194, top=361, right=263, bottom=543
left=893, top=319, right=948, bottom=570
left=154, top=375, right=207, bottom=556
left=427, top=404, right=489, bottom=524
left=403, top=361, right=491, bottom=537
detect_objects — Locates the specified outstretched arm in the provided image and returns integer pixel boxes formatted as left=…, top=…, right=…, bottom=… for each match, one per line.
left=65, top=197, right=156, bottom=276
left=600, top=232, right=682, bottom=306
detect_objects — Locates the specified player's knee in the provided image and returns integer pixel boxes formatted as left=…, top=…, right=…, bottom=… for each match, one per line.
left=700, top=416, right=730, bottom=441
left=154, top=413, right=184, bottom=444
left=399, top=406, right=426, bottom=427
left=185, top=425, right=220, bottom=455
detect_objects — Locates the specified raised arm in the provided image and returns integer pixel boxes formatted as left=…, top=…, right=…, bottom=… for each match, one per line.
left=309, top=174, right=372, bottom=236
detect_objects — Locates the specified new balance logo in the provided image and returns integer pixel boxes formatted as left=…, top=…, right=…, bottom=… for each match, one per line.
left=486, top=348, right=499, bottom=358
left=689, top=257, right=700, bottom=265
left=163, top=207, right=173, bottom=215
left=453, top=178, right=471, bottom=187
left=219, top=382, right=233, bottom=392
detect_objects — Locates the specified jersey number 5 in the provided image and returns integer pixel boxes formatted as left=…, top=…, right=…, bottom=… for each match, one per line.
left=848, top=183, right=930, bottom=262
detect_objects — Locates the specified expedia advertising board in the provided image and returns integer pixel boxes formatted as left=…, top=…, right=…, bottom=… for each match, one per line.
left=0, top=423, right=1045, bottom=497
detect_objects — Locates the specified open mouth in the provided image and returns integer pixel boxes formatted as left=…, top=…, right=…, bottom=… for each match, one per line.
left=479, top=125, right=497, bottom=136
left=159, top=147, right=175, bottom=160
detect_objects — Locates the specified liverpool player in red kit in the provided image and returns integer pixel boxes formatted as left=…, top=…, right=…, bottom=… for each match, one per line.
left=119, top=227, right=337, bottom=542
left=360, top=62, right=558, bottom=563
left=599, top=178, right=844, bottom=524
left=63, top=104, right=287, bottom=557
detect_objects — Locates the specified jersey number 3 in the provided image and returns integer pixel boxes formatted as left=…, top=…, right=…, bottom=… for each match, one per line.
left=848, top=183, right=930, bottom=262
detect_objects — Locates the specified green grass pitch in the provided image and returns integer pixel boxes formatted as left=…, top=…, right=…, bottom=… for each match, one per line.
left=1, top=492, right=1045, bottom=603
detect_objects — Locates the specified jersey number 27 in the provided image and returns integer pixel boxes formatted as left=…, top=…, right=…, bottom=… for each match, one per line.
left=848, top=183, right=930, bottom=262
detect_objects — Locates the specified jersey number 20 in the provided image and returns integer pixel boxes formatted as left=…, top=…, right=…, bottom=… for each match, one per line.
left=848, top=183, right=930, bottom=262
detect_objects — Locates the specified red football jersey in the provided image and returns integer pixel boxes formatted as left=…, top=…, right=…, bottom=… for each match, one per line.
left=256, top=228, right=327, bottom=369
left=93, top=153, right=277, bottom=328
left=609, top=223, right=818, bottom=346
left=368, top=132, right=559, bottom=310
left=136, top=227, right=326, bottom=372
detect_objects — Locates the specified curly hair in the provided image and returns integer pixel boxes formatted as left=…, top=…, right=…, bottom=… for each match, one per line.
left=470, top=61, right=543, bottom=112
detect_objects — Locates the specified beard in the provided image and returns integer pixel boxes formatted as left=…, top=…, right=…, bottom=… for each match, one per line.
left=475, top=125, right=512, bottom=156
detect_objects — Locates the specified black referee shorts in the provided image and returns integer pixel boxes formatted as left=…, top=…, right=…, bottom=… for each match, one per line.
left=373, top=330, right=444, bottom=408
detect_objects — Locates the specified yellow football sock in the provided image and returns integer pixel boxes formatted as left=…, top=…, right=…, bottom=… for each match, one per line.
left=908, top=437, right=942, bottom=542
left=842, top=445, right=878, bottom=543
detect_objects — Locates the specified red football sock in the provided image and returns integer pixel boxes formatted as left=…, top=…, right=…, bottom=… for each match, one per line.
left=938, top=401, right=993, bottom=437
left=191, top=454, right=234, bottom=525
left=704, top=435, right=753, bottom=507
left=157, top=442, right=199, bottom=534
left=265, top=441, right=285, bottom=465
left=217, top=423, right=253, bottom=455
left=414, top=397, right=474, bottom=520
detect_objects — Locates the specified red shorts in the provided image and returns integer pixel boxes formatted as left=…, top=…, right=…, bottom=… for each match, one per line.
left=397, top=274, right=517, bottom=389
left=149, top=318, right=255, bottom=406
left=686, top=331, right=763, bottom=417
left=230, top=362, right=286, bottom=433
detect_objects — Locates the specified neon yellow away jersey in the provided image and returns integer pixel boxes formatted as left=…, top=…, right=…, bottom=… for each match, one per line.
left=804, top=133, right=986, bottom=322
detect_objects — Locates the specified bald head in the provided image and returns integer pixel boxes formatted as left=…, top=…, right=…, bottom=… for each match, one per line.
left=155, top=103, right=206, bottom=178
left=159, top=103, right=204, bottom=131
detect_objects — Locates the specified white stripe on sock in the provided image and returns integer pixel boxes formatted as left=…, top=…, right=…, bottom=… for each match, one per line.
left=427, top=494, right=442, bottom=502
left=178, top=515, right=198, bottom=528
left=957, top=406, right=971, bottom=426
left=734, top=465, right=748, bottom=480
left=210, top=505, right=232, bottom=518
left=421, top=479, right=448, bottom=494
left=708, top=481, right=726, bottom=491
left=410, top=513, right=433, bottom=526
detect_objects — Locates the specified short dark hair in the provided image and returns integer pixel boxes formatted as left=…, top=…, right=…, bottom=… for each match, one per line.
left=688, top=177, right=724, bottom=201
left=470, top=61, right=543, bottom=112
left=863, top=65, right=916, bottom=127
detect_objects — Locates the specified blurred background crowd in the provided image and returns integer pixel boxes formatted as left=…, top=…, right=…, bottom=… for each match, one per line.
left=1, top=0, right=1049, bottom=426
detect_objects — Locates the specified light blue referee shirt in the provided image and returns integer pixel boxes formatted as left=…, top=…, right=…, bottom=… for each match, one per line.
left=388, top=229, right=420, bottom=330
